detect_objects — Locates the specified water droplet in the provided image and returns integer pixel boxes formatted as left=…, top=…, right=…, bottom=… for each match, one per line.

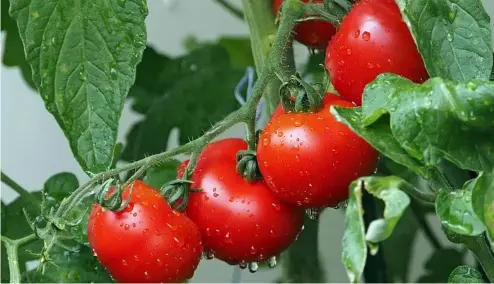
left=272, top=202, right=281, bottom=211
left=448, top=5, right=457, bottom=23
left=306, top=208, right=321, bottom=220
left=144, top=271, right=150, bottom=279
left=121, top=259, right=128, bottom=266
left=263, top=137, right=270, bottom=147
left=267, top=256, right=277, bottom=268
left=174, top=236, right=184, bottom=247
left=277, top=131, right=283, bottom=137
left=248, top=262, right=259, bottom=273
left=239, top=261, right=248, bottom=269
left=213, top=193, right=219, bottom=197
left=366, top=62, right=374, bottom=69
left=250, top=246, right=258, bottom=255
left=206, top=251, right=215, bottom=259
left=362, top=31, right=371, bottom=41
left=293, top=119, right=303, bottom=127
left=353, top=29, right=360, bottom=38
left=132, top=223, right=136, bottom=228
left=263, top=161, right=269, bottom=168
left=166, top=223, right=177, bottom=231
left=171, top=210, right=181, bottom=217
left=157, top=258, right=163, bottom=266
left=447, top=33, right=454, bottom=42
left=143, top=229, right=149, bottom=235
left=124, top=224, right=130, bottom=230
left=224, top=232, right=233, bottom=244
left=110, top=64, right=118, bottom=80
left=92, top=250, right=98, bottom=257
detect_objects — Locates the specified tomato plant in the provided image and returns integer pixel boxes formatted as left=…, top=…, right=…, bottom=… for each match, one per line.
left=87, top=181, right=202, bottom=283
left=179, top=139, right=304, bottom=266
left=273, top=0, right=337, bottom=49
left=325, top=0, right=429, bottom=105
left=2, top=0, right=494, bottom=283
left=257, top=93, right=378, bottom=208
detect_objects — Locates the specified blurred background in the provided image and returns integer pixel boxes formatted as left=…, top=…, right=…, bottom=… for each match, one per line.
left=2, top=0, right=494, bottom=282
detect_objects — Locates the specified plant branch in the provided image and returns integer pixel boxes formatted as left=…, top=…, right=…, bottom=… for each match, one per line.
left=1, top=171, right=40, bottom=206
left=214, top=0, right=244, bottom=20
left=464, top=234, right=494, bottom=282
left=1, top=234, right=38, bottom=283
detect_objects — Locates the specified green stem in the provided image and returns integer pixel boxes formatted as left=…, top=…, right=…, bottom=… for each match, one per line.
left=1, top=234, right=38, bottom=283
left=1, top=172, right=40, bottom=206
left=214, top=0, right=244, bottom=20
left=464, top=234, right=494, bottom=282
left=401, top=181, right=436, bottom=204
left=242, top=0, right=295, bottom=116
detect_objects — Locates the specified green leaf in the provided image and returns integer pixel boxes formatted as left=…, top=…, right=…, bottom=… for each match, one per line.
left=143, top=160, right=181, bottom=189
left=1, top=0, right=35, bottom=89
left=470, top=171, right=494, bottom=245
left=332, top=74, right=494, bottom=177
left=23, top=244, right=112, bottom=283
left=1, top=194, right=43, bottom=281
left=342, top=176, right=411, bottom=283
left=122, top=45, right=243, bottom=161
left=448, top=265, right=485, bottom=283
left=43, top=172, right=79, bottom=201
left=9, top=0, right=148, bottom=173
left=416, top=248, right=465, bottom=282
left=395, top=0, right=493, bottom=82
left=281, top=217, right=325, bottom=282
left=436, top=188, right=486, bottom=236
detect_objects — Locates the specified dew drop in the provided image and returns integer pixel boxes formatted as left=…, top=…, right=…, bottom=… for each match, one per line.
left=353, top=29, right=360, bottom=38
left=124, top=224, right=130, bottom=230
left=173, top=236, right=185, bottom=247
left=157, top=258, right=163, bottom=266
left=110, top=63, right=118, bottom=80
left=224, top=232, right=233, bottom=244
left=239, top=261, right=248, bottom=269
left=250, top=245, right=258, bottom=255
left=267, top=256, right=277, bottom=268
left=271, top=202, right=281, bottom=211
left=293, top=119, right=303, bottom=127
left=248, top=262, right=259, bottom=273
left=213, top=193, right=219, bottom=197
left=362, top=31, right=371, bottom=41
left=166, top=223, right=177, bottom=231
left=447, top=33, right=454, bottom=42
left=121, top=259, right=128, bottom=266
left=206, top=251, right=215, bottom=259
left=144, top=271, right=150, bottom=279
left=263, top=137, right=270, bottom=147
left=346, top=48, right=352, bottom=55
left=277, top=131, right=283, bottom=137
left=171, top=210, right=181, bottom=217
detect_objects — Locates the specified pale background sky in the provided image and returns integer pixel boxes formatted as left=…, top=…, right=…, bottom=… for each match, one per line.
left=2, top=0, right=494, bottom=282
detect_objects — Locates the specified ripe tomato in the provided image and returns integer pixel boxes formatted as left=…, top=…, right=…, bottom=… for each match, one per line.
left=87, top=180, right=202, bottom=283
left=325, top=0, right=428, bottom=105
left=257, top=93, right=378, bottom=208
left=181, top=139, right=304, bottom=264
left=273, top=0, right=336, bottom=49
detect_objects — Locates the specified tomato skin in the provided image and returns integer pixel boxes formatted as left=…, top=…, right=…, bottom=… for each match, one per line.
left=273, top=0, right=336, bottom=49
left=87, top=181, right=202, bottom=283
left=257, top=93, right=378, bottom=208
left=182, top=139, right=304, bottom=264
left=325, top=0, right=428, bottom=105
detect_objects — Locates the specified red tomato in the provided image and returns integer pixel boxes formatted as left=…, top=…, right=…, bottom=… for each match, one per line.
left=257, top=93, right=378, bottom=208
left=325, top=0, right=428, bottom=105
left=181, top=139, right=304, bottom=264
left=87, top=180, right=202, bottom=283
left=273, top=0, right=337, bottom=49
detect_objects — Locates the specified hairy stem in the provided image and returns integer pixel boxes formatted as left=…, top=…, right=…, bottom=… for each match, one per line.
left=1, top=172, right=40, bottom=206
left=1, top=234, right=38, bottom=283
left=242, top=0, right=295, bottom=116
left=464, top=234, right=494, bottom=282
left=214, top=0, right=244, bottom=20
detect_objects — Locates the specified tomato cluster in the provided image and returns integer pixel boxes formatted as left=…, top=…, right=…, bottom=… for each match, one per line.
left=87, top=0, right=430, bottom=282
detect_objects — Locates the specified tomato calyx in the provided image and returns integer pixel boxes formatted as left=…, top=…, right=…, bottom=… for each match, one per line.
left=280, top=74, right=323, bottom=113
left=94, top=179, right=134, bottom=212
left=236, top=149, right=262, bottom=182
left=160, top=179, right=195, bottom=211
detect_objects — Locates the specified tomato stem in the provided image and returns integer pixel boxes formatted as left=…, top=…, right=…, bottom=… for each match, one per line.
left=1, top=234, right=38, bottom=284
left=464, top=234, right=494, bottom=282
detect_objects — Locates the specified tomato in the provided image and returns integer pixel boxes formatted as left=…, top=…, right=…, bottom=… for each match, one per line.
left=87, top=180, right=202, bottom=283
left=273, top=0, right=336, bottom=49
left=181, top=138, right=304, bottom=264
left=257, top=93, right=378, bottom=208
left=325, top=0, right=428, bottom=105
